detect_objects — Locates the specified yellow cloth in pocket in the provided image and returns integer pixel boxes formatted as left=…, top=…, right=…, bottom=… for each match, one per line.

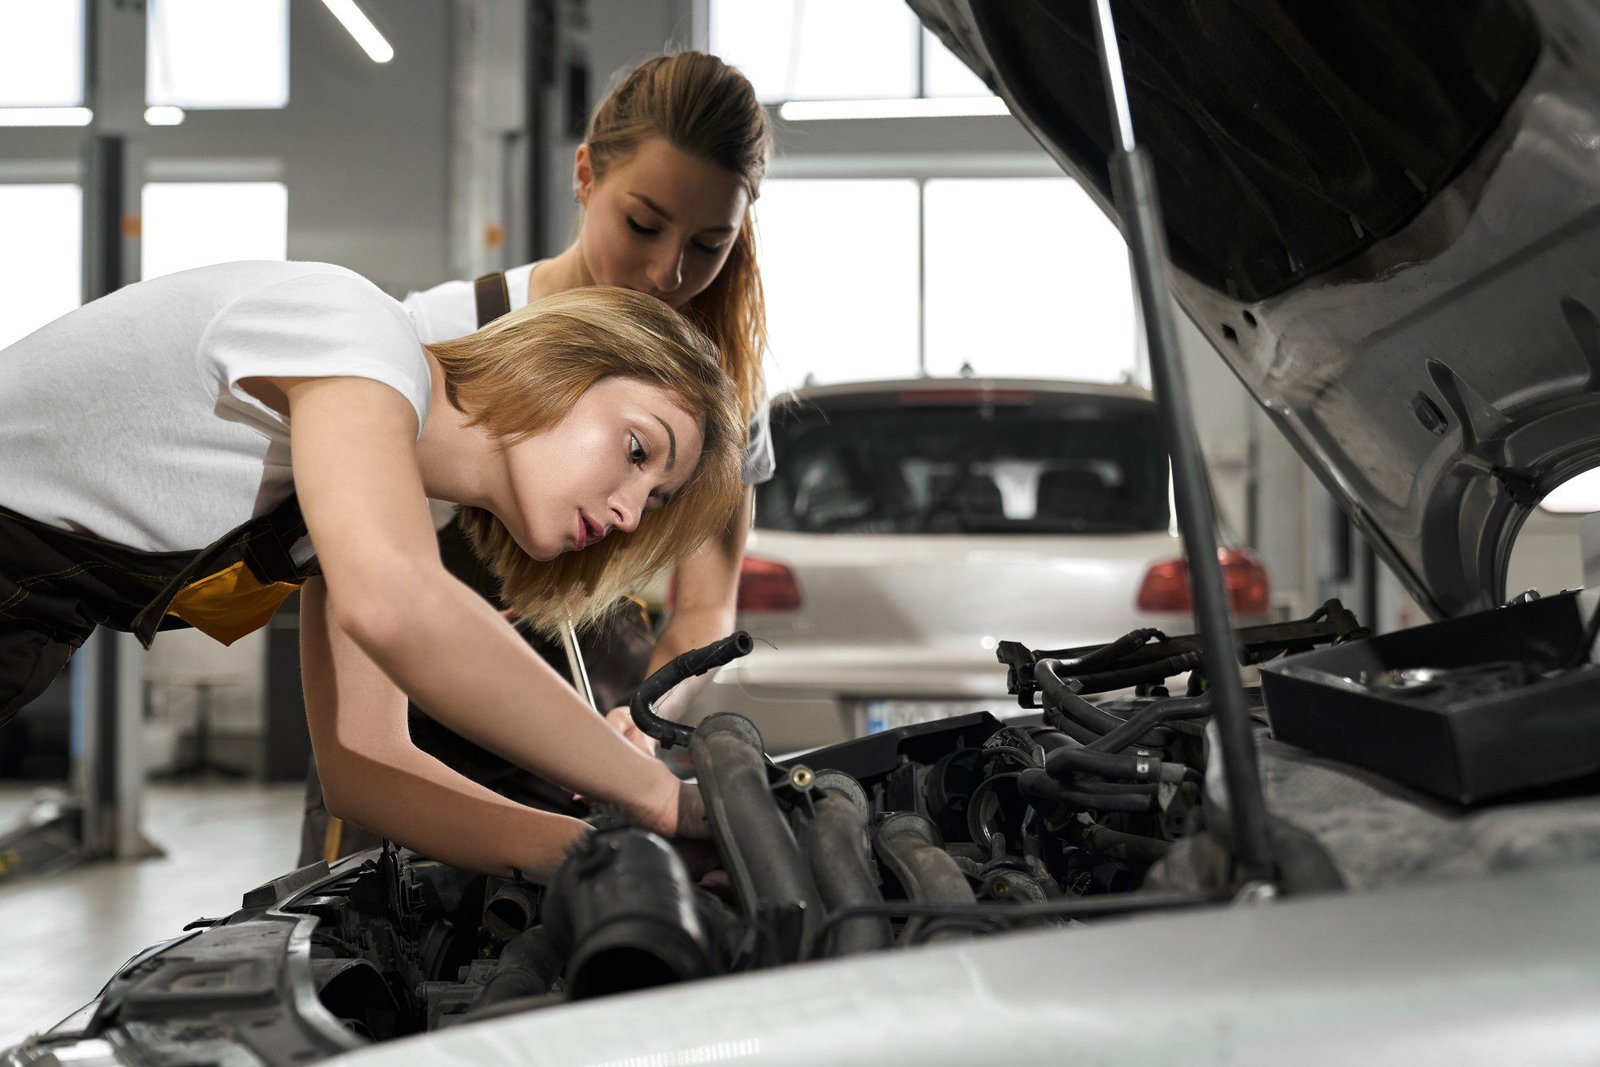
left=165, top=560, right=299, bottom=645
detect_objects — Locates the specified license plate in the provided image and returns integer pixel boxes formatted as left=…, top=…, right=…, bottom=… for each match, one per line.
left=862, top=698, right=1000, bottom=734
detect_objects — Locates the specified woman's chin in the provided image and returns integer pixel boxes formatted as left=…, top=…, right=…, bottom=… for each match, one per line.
left=509, top=531, right=564, bottom=563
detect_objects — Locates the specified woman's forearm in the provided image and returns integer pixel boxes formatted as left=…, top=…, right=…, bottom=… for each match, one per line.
left=339, top=564, right=683, bottom=831
left=318, top=741, right=590, bottom=881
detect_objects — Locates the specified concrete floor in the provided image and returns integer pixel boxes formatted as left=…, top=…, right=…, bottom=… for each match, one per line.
left=0, top=779, right=304, bottom=1049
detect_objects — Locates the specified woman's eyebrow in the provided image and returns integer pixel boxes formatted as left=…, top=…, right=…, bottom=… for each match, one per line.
left=628, top=192, right=737, bottom=233
left=652, top=415, right=678, bottom=471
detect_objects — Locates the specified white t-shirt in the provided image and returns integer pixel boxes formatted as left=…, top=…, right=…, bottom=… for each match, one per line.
left=0, top=261, right=430, bottom=553
left=402, top=261, right=776, bottom=487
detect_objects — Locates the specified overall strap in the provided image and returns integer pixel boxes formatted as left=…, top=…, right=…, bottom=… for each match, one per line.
left=129, top=494, right=314, bottom=646
left=473, top=272, right=511, bottom=329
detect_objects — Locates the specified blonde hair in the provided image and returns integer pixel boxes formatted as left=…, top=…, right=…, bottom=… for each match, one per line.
left=586, top=51, right=771, bottom=426
left=428, top=287, right=743, bottom=634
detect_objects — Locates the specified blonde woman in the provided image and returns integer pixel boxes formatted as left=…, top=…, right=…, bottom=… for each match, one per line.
left=0, top=260, right=742, bottom=880
left=406, top=51, right=774, bottom=730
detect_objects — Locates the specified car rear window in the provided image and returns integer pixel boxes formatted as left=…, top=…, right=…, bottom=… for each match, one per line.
left=756, top=394, right=1171, bottom=535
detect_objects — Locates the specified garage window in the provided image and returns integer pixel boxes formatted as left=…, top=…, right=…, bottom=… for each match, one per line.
left=147, top=0, right=290, bottom=109
left=757, top=179, right=921, bottom=389
left=141, top=182, right=288, bottom=282
left=0, top=2, right=87, bottom=122
left=924, top=178, right=1135, bottom=383
left=758, top=176, right=1138, bottom=389
left=710, top=0, right=988, bottom=103
left=0, top=185, right=83, bottom=348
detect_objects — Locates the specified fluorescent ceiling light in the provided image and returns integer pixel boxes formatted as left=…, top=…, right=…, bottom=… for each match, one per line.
left=0, top=107, right=92, bottom=127
left=144, top=106, right=186, bottom=126
left=779, top=96, right=1010, bottom=121
left=320, top=0, right=393, bottom=63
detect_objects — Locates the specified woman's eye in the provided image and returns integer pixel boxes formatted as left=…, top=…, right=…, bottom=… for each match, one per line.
left=626, top=216, right=658, bottom=237
left=628, top=434, right=649, bottom=465
left=691, top=240, right=725, bottom=255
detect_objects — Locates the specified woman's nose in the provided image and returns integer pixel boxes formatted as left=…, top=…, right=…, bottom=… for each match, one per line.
left=608, top=486, right=648, bottom=534
left=648, top=246, right=685, bottom=296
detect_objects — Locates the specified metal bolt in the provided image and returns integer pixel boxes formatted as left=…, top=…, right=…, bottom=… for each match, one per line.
left=790, top=766, right=814, bottom=790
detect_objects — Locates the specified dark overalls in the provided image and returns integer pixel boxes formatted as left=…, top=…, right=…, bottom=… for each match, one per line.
left=0, top=495, right=316, bottom=729
left=295, top=272, right=655, bottom=865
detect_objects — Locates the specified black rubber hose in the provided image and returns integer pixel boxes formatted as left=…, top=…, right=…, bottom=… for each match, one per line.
left=1089, top=696, right=1213, bottom=754
left=1045, top=746, right=1192, bottom=785
left=690, top=714, right=817, bottom=964
left=872, top=813, right=977, bottom=942
left=1054, top=778, right=1158, bottom=797
left=1032, top=628, right=1167, bottom=672
left=1035, top=659, right=1175, bottom=747
left=1042, top=706, right=1105, bottom=746
left=1028, top=728, right=1077, bottom=754
left=543, top=827, right=711, bottom=1000
left=631, top=631, right=754, bottom=749
left=1066, top=818, right=1172, bottom=864
left=804, top=779, right=891, bottom=957
left=1070, top=651, right=1204, bottom=695
left=1017, top=768, right=1156, bottom=813
left=476, top=928, right=564, bottom=1009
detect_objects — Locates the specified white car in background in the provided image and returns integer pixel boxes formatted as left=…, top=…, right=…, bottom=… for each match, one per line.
left=683, top=377, right=1269, bottom=752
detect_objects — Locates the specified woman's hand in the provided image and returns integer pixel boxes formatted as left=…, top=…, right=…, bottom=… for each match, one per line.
left=604, top=705, right=658, bottom=757
left=621, top=774, right=708, bottom=841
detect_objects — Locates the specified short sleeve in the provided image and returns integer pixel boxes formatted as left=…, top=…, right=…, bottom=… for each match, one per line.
left=741, top=400, right=776, bottom=486
left=401, top=277, right=481, bottom=345
left=201, top=267, right=430, bottom=438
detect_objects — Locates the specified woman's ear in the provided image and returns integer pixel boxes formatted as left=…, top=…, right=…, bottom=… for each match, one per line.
left=574, top=144, right=594, bottom=206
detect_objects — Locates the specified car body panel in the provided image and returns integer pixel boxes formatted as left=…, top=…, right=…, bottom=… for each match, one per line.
left=690, top=528, right=1186, bottom=750
left=318, top=862, right=1600, bottom=1067
left=912, top=0, right=1600, bottom=618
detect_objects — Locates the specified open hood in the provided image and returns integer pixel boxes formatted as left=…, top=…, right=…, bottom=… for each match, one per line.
left=910, top=0, right=1600, bottom=618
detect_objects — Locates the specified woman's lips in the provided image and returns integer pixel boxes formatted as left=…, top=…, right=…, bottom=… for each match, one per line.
left=577, top=512, right=603, bottom=550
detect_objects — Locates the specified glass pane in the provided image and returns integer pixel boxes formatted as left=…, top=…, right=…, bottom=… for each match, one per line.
left=0, top=2, right=85, bottom=107
left=756, top=179, right=919, bottom=391
left=141, top=182, right=288, bottom=281
left=758, top=396, right=1169, bottom=535
left=0, top=185, right=82, bottom=348
left=924, top=178, right=1137, bottom=383
left=923, top=28, right=991, bottom=98
left=711, top=0, right=917, bottom=103
left=146, top=0, right=289, bottom=109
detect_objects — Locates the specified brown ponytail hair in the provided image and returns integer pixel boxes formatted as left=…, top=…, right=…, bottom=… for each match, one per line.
left=585, top=51, right=771, bottom=425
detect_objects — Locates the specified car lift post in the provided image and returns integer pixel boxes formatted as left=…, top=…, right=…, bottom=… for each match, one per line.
left=1088, top=0, right=1275, bottom=885
left=0, top=132, right=161, bottom=883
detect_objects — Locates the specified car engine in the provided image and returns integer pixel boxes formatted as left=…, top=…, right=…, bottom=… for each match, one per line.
left=31, top=599, right=1600, bottom=1067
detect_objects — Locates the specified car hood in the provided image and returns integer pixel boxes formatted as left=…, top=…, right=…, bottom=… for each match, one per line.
left=910, top=0, right=1600, bottom=618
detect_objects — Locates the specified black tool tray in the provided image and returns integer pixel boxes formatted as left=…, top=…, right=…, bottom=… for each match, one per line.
left=1260, top=590, right=1600, bottom=803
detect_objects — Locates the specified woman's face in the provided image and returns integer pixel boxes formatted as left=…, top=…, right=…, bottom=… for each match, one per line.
left=576, top=137, right=750, bottom=308
left=500, top=376, right=705, bottom=561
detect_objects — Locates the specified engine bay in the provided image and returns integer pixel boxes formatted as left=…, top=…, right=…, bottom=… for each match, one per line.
left=40, top=598, right=1600, bottom=1064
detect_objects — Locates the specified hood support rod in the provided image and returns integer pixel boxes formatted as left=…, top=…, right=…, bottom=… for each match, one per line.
left=1088, top=0, right=1274, bottom=885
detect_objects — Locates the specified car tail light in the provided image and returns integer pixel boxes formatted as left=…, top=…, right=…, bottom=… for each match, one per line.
left=737, top=556, right=802, bottom=614
left=1137, top=548, right=1270, bottom=615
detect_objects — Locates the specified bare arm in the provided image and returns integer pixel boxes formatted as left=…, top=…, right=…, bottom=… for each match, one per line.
left=631, top=485, right=752, bottom=723
left=299, top=577, right=587, bottom=880
left=282, top=376, right=702, bottom=871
